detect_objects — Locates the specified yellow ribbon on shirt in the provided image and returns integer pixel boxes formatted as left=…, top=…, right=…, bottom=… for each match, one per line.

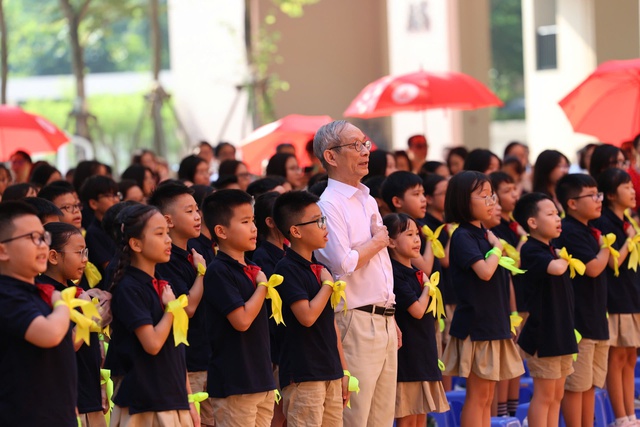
left=625, top=209, right=640, bottom=233
left=323, top=280, right=348, bottom=313
left=100, top=368, right=114, bottom=424
left=84, top=262, right=102, bottom=288
left=421, top=224, right=445, bottom=259
left=274, top=389, right=282, bottom=404
left=627, top=236, right=640, bottom=272
left=601, top=233, right=621, bottom=277
left=343, top=370, right=360, bottom=409
left=438, top=359, right=446, bottom=371
left=573, top=329, right=583, bottom=361
left=53, top=287, right=102, bottom=345
left=423, top=272, right=445, bottom=320
left=165, top=294, right=190, bottom=346
left=258, top=274, right=285, bottom=325
left=197, top=263, right=206, bottom=277
left=188, top=392, right=209, bottom=415
left=510, top=312, right=523, bottom=335
left=447, top=223, right=459, bottom=237
left=499, top=239, right=520, bottom=264
left=558, top=247, right=586, bottom=279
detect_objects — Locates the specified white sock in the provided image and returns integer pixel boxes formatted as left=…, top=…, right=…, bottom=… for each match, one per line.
left=628, top=415, right=637, bottom=422
left=616, top=417, right=629, bottom=426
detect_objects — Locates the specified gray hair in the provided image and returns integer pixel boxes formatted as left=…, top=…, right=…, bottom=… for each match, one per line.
left=313, top=120, right=349, bottom=169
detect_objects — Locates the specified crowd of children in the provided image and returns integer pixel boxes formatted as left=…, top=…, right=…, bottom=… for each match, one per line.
left=2, top=132, right=640, bottom=427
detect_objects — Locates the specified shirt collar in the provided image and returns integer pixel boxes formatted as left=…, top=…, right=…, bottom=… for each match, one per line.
left=171, top=243, right=190, bottom=259
left=390, top=258, right=418, bottom=280
left=326, top=178, right=370, bottom=200
left=216, top=250, right=254, bottom=270
left=602, top=207, right=625, bottom=228
left=36, top=274, right=68, bottom=292
left=284, top=246, right=314, bottom=268
left=260, top=240, right=286, bottom=258
left=459, top=221, right=487, bottom=238
left=0, top=274, right=39, bottom=292
left=125, top=265, right=156, bottom=284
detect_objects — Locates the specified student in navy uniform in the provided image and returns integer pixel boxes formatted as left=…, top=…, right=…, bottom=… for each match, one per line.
left=489, top=171, right=527, bottom=418
left=0, top=202, right=77, bottom=426
left=201, top=190, right=276, bottom=426
left=187, top=184, right=216, bottom=267
left=39, top=180, right=84, bottom=230
left=109, top=204, right=199, bottom=426
left=594, top=168, right=640, bottom=427
left=149, top=182, right=210, bottom=426
left=80, top=175, right=120, bottom=273
left=441, top=171, right=524, bottom=427
left=383, top=212, right=449, bottom=426
left=555, top=173, right=610, bottom=427
left=272, top=191, right=350, bottom=425
left=251, top=191, right=287, bottom=427
left=38, top=222, right=108, bottom=427
left=513, top=193, right=577, bottom=427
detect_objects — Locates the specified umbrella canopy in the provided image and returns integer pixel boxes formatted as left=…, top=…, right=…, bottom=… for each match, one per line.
left=344, top=70, right=503, bottom=118
left=559, top=58, right=640, bottom=145
left=240, top=114, right=333, bottom=174
left=0, top=105, right=69, bottom=160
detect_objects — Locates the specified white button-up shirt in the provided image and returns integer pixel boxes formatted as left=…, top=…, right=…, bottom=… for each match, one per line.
left=314, top=178, right=395, bottom=310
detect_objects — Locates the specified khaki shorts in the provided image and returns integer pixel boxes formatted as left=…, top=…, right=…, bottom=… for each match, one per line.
left=282, top=380, right=343, bottom=426
left=395, top=381, right=450, bottom=418
left=110, top=406, right=193, bottom=427
left=524, top=352, right=574, bottom=380
left=79, top=411, right=107, bottom=427
left=565, top=339, right=609, bottom=392
left=211, top=391, right=274, bottom=427
left=188, top=371, right=214, bottom=426
left=443, top=336, right=524, bottom=381
left=608, top=313, right=640, bottom=348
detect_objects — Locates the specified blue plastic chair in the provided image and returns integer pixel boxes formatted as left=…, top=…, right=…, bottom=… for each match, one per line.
left=430, top=410, right=456, bottom=427
left=490, top=416, right=521, bottom=427
left=522, top=358, right=530, bottom=377
left=515, top=402, right=529, bottom=424
left=636, top=357, right=640, bottom=378
left=519, top=377, right=534, bottom=403
left=446, top=390, right=466, bottom=427
left=594, top=388, right=614, bottom=427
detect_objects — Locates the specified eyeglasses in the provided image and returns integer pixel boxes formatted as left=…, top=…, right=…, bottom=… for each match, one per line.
left=0, top=230, right=51, bottom=247
left=98, top=192, right=123, bottom=201
left=571, top=192, right=604, bottom=202
left=294, top=216, right=327, bottom=229
left=59, top=247, right=89, bottom=259
left=471, top=194, right=498, bottom=206
left=329, top=140, right=372, bottom=152
left=59, top=203, right=83, bottom=213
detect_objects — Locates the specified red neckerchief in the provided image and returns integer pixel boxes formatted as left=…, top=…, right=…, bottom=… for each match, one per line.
left=549, top=244, right=557, bottom=258
left=415, top=270, right=424, bottom=286
left=508, top=220, right=520, bottom=235
left=624, top=221, right=631, bottom=233
left=187, top=253, right=196, bottom=271
left=36, top=283, right=82, bottom=307
left=152, top=278, right=169, bottom=304
left=589, top=226, right=602, bottom=242
left=243, top=265, right=261, bottom=287
left=310, top=264, right=323, bottom=285
left=283, top=238, right=291, bottom=247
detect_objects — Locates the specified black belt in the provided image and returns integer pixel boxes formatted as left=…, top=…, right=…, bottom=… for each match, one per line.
left=354, top=304, right=395, bottom=316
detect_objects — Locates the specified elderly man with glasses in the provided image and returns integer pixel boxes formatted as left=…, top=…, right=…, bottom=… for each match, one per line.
left=313, top=120, right=398, bottom=426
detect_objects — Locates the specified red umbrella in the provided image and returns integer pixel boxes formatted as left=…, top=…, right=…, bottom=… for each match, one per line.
left=559, top=58, right=640, bottom=145
left=240, top=114, right=333, bottom=174
left=0, top=105, right=69, bottom=160
left=344, top=70, right=503, bottom=118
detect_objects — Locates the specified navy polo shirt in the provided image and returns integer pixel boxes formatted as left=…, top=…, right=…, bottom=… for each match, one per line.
left=392, top=259, right=442, bottom=382
left=188, top=234, right=216, bottom=268
left=0, top=275, right=77, bottom=426
left=85, top=218, right=117, bottom=273
left=518, top=237, right=577, bottom=357
left=203, top=251, right=275, bottom=397
left=36, top=274, right=102, bottom=413
left=449, top=222, right=511, bottom=341
left=420, top=214, right=456, bottom=305
left=275, top=248, right=342, bottom=386
left=593, top=208, right=640, bottom=313
left=156, top=244, right=209, bottom=372
left=110, top=266, right=189, bottom=414
left=555, top=216, right=609, bottom=340
left=251, top=240, right=286, bottom=364
left=103, top=255, right=129, bottom=378
left=492, top=218, right=528, bottom=312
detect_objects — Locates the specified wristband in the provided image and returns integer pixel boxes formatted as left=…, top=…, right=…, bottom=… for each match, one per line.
left=485, top=247, right=502, bottom=259
left=197, top=263, right=206, bottom=277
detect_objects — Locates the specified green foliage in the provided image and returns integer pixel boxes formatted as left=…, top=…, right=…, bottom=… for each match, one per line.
left=5, top=0, right=170, bottom=77
left=490, top=0, right=524, bottom=120
left=22, top=93, right=183, bottom=172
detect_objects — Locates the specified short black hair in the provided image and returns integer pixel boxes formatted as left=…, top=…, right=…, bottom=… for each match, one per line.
left=272, top=191, right=320, bottom=237
left=213, top=175, right=238, bottom=190
left=148, top=181, right=194, bottom=213
left=29, top=163, right=59, bottom=188
left=178, top=154, right=208, bottom=183
left=513, top=192, right=554, bottom=233
left=255, top=191, right=280, bottom=240
left=380, top=171, right=423, bottom=213
left=421, top=173, right=446, bottom=197
left=444, top=170, right=491, bottom=223
left=1, top=183, right=37, bottom=201
left=0, top=201, right=39, bottom=241
left=79, top=175, right=118, bottom=203
left=503, top=141, right=527, bottom=159
left=383, top=212, right=419, bottom=240
left=363, top=175, right=385, bottom=199
left=247, top=176, right=286, bottom=197
left=589, top=144, right=621, bottom=179
left=121, top=164, right=152, bottom=190
left=556, top=173, right=598, bottom=212
left=118, top=179, right=141, bottom=199
left=419, top=161, right=446, bottom=175
left=38, top=181, right=75, bottom=202
left=308, top=180, right=328, bottom=197
left=73, top=160, right=104, bottom=192
left=190, top=184, right=215, bottom=208
left=22, top=197, right=63, bottom=223
left=201, top=190, right=253, bottom=243
left=214, top=142, right=236, bottom=158
left=102, top=200, right=140, bottom=242
left=464, top=149, right=501, bottom=173
left=597, top=168, right=632, bottom=208
left=489, top=171, right=515, bottom=191
left=44, top=221, right=82, bottom=252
